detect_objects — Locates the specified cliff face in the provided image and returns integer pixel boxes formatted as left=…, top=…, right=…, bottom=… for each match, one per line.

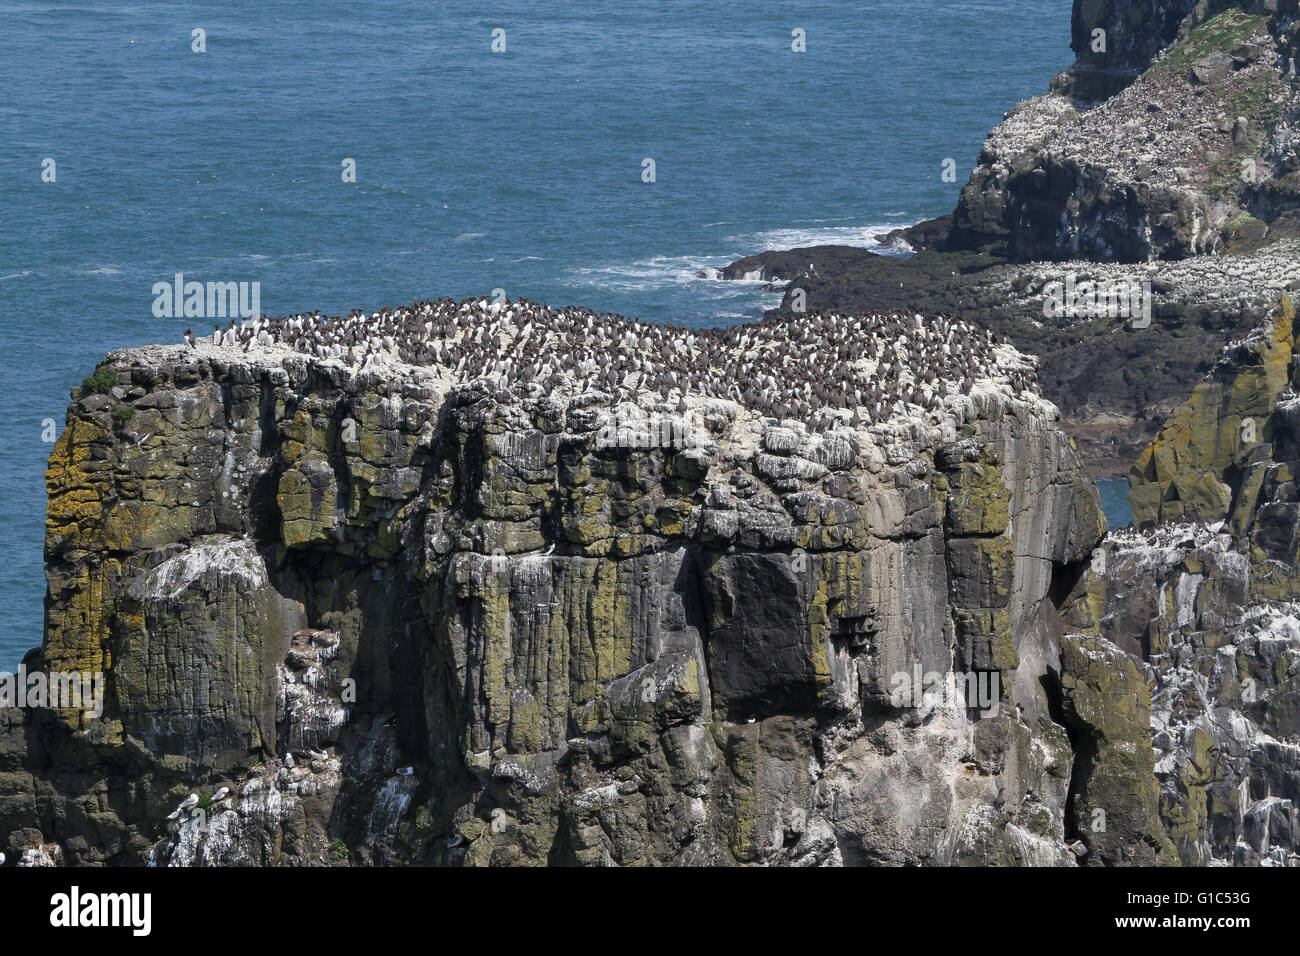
left=0, top=329, right=1166, bottom=866
left=1052, top=293, right=1300, bottom=865
left=1057, top=0, right=1199, bottom=100
left=1074, top=523, right=1300, bottom=865
left=1129, top=293, right=1297, bottom=534
left=950, top=1, right=1300, bottom=262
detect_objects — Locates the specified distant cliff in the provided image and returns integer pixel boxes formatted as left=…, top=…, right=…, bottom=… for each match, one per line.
left=950, top=0, right=1300, bottom=262
left=1055, top=0, right=1198, bottom=100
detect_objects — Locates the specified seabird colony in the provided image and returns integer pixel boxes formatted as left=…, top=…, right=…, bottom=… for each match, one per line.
left=187, top=297, right=1038, bottom=426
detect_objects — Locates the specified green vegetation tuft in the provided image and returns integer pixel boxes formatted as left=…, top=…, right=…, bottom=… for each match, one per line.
left=1148, top=8, right=1268, bottom=80
left=1208, top=152, right=1252, bottom=197
left=81, top=369, right=118, bottom=394
left=1232, top=77, right=1283, bottom=132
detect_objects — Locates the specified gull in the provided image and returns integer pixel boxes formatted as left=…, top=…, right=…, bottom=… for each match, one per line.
left=308, top=748, right=328, bottom=761
left=179, top=793, right=199, bottom=811
left=284, top=753, right=294, bottom=768
left=213, top=787, right=230, bottom=802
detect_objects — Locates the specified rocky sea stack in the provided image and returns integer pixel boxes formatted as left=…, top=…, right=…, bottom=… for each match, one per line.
left=4, top=302, right=1119, bottom=866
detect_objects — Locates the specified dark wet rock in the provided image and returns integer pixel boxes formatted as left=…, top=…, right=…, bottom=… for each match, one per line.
left=717, top=245, right=879, bottom=282
left=875, top=215, right=953, bottom=253
left=1053, top=0, right=1199, bottom=100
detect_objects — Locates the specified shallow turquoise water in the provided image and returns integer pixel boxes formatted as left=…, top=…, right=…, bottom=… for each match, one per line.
left=0, top=1, right=1073, bottom=668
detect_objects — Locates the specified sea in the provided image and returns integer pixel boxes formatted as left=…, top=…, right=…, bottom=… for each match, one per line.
left=0, top=0, right=1078, bottom=669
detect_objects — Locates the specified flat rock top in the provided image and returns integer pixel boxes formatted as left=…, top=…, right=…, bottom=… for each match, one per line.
left=138, top=299, right=1049, bottom=439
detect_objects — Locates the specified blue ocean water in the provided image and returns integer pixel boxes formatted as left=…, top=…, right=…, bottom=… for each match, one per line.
left=0, top=1, right=1072, bottom=669
left=1098, top=479, right=1133, bottom=530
